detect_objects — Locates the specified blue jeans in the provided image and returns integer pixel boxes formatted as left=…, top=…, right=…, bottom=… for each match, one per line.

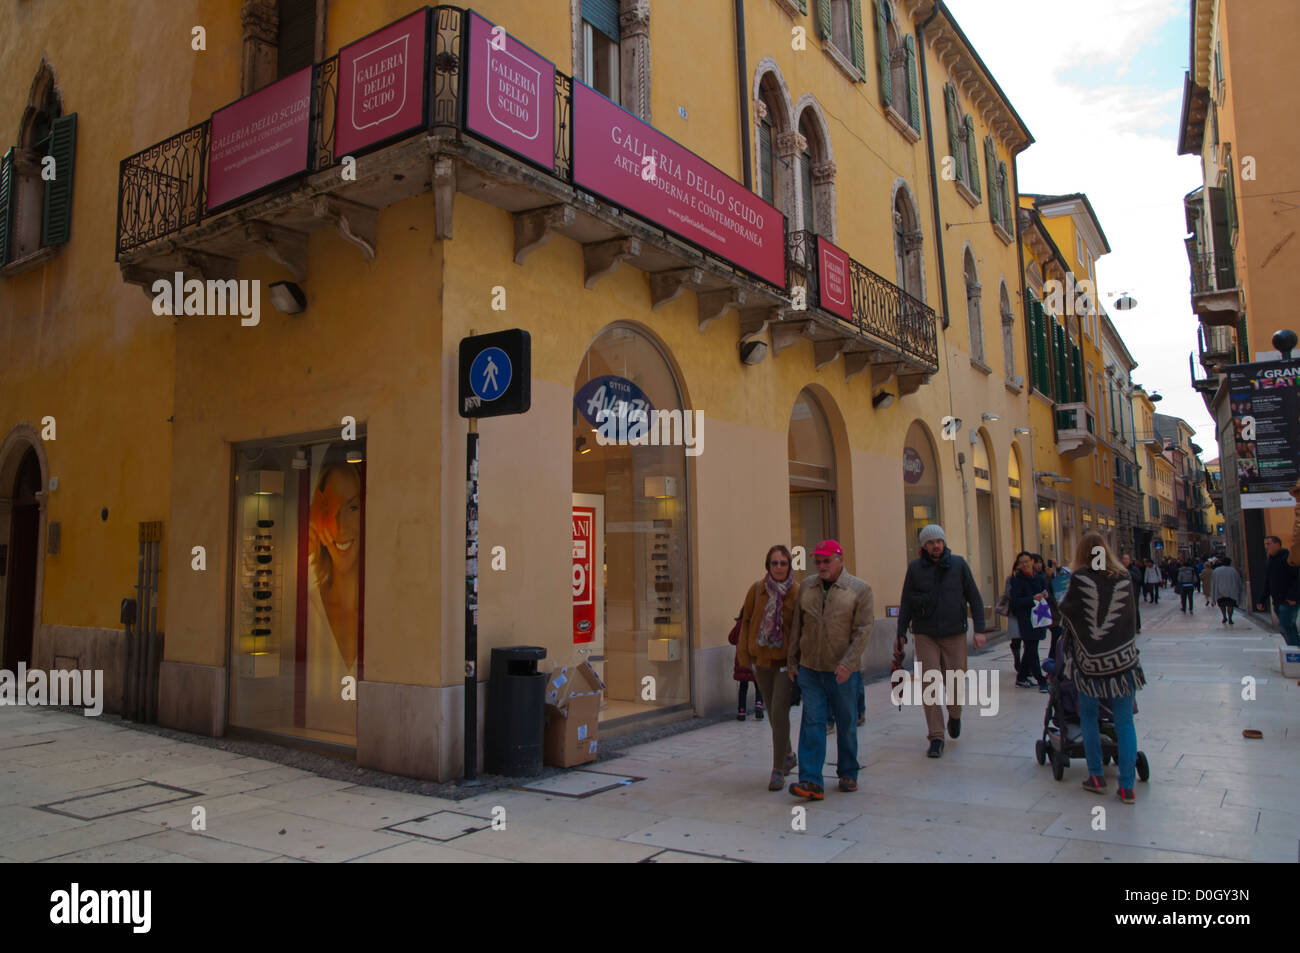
left=1079, top=692, right=1136, bottom=789
left=853, top=672, right=865, bottom=719
left=797, top=666, right=859, bottom=784
left=1276, top=602, right=1299, bottom=647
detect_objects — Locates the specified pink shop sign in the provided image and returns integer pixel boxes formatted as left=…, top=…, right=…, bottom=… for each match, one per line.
left=463, top=10, right=556, bottom=170
left=207, top=67, right=312, bottom=211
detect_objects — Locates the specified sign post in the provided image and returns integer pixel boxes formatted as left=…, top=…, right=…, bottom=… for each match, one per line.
left=458, top=329, right=531, bottom=781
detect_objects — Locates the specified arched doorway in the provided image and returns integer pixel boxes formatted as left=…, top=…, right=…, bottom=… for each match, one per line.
left=573, top=325, right=691, bottom=723
left=788, top=389, right=837, bottom=565
left=972, top=431, right=997, bottom=615
left=3, top=448, right=41, bottom=672
left=902, top=421, right=940, bottom=562
left=1008, top=444, right=1025, bottom=556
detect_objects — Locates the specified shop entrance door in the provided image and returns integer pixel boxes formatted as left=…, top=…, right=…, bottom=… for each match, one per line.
left=2, top=450, right=40, bottom=672
left=975, top=490, right=996, bottom=624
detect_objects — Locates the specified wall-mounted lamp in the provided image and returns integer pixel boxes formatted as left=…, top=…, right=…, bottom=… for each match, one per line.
left=1014, top=427, right=1031, bottom=435
left=644, top=476, right=677, bottom=499
left=251, top=470, right=284, bottom=496
left=872, top=391, right=895, bottom=410
left=575, top=436, right=592, bottom=455
left=268, top=281, right=307, bottom=314
left=1111, top=293, right=1138, bottom=311
left=981, top=413, right=1000, bottom=422
left=739, top=341, right=767, bottom=365
left=346, top=450, right=364, bottom=464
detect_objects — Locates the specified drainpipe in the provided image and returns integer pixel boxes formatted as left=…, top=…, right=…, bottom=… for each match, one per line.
left=917, top=4, right=948, bottom=328
left=735, top=0, right=752, bottom=189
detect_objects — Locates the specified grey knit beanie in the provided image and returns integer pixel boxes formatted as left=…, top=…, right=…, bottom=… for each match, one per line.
left=918, top=524, right=945, bottom=546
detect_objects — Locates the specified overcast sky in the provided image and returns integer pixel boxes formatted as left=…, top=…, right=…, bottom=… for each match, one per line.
left=944, top=0, right=1215, bottom=449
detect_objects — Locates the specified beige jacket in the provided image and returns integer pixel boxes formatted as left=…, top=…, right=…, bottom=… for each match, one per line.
left=787, top=570, right=874, bottom=673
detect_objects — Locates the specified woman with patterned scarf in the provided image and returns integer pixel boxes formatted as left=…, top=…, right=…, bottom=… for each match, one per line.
left=739, top=545, right=799, bottom=790
left=1060, top=532, right=1145, bottom=804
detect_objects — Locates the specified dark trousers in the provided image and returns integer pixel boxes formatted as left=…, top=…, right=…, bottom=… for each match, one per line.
left=738, top=680, right=764, bottom=711
left=1018, top=636, right=1044, bottom=683
left=1179, top=586, right=1195, bottom=612
left=1010, top=638, right=1022, bottom=669
left=1218, top=597, right=1237, bottom=622
left=1143, top=583, right=1159, bottom=602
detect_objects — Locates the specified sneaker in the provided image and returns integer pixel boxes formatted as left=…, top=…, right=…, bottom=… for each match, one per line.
left=838, top=777, right=858, bottom=793
left=1116, top=787, right=1136, bottom=804
left=947, top=716, right=961, bottom=739
left=754, top=708, right=765, bottom=721
left=1081, top=774, right=1107, bottom=793
left=783, top=752, right=797, bottom=775
left=1015, top=677, right=1036, bottom=689
left=789, top=780, right=824, bottom=800
left=1038, top=681, right=1050, bottom=693
left=927, top=739, right=944, bottom=758
left=737, top=710, right=746, bottom=721
left=768, top=770, right=784, bottom=791
left=1229, top=619, right=1235, bottom=625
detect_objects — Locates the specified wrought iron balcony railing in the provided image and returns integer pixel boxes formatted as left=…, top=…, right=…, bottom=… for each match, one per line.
left=1189, top=251, right=1237, bottom=296
left=785, top=229, right=939, bottom=372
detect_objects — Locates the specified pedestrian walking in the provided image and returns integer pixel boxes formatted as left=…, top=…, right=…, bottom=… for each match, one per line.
left=996, top=570, right=1021, bottom=673
left=787, top=540, right=874, bottom=800
left=1121, top=554, right=1143, bottom=634
left=1210, top=556, right=1244, bottom=625
left=1200, top=559, right=1216, bottom=607
left=1143, top=559, right=1161, bottom=603
left=1255, top=534, right=1300, bottom=647
left=1177, top=559, right=1198, bottom=613
left=1040, top=554, right=1065, bottom=663
left=895, top=524, right=986, bottom=759
left=730, top=625, right=763, bottom=721
left=1060, top=533, right=1144, bottom=804
left=1009, top=551, right=1050, bottom=692
left=737, top=545, right=797, bottom=790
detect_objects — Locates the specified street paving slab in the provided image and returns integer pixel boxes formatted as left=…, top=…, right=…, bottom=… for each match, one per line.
left=0, top=596, right=1296, bottom=862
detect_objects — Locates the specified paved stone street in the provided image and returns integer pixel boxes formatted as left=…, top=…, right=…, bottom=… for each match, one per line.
left=1, top=595, right=1296, bottom=863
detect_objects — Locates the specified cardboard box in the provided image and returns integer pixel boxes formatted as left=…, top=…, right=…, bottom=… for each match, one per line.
left=543, top=662, right=604, bottom=768
left=1281, top=645, right=1300, bottom=679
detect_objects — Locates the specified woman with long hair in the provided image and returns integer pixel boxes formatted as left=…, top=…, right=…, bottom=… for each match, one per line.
left=738, top=545, right=799, bottom=790
left=1060, top=533, right=1144, bottom=804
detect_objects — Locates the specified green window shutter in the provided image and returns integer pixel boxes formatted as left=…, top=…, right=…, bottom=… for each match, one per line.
left=999, top=160, right=1012, bottom=234
left=41, top=113, right=78, bottom=248
left=818, top=0, right=832, bottom=42
left=984, top=136, right=998, bottom=225
left=797, top=0, right=808, bottom=12
left=759, top=119, right=774, bottom=204
left=904, top=35, right=920, bottom=130
left=1070, top=343, right=1083, bottom=402
left=1225, top=160, right=1238, bottom=234
left=0, top=147, right=13, bottom=267
left=1053, top=323, right=1069, bottom=403
left=964, top=116, right=980, bottom=199
left=875, top=0, right=891, bottom=106
left=1028, top=299, right=1043, bottom=392
left=801, top=149, right=815, bottom=232
left=850, top=0, right=866, bottom=75
left=944, top=85, right=958, bottom=171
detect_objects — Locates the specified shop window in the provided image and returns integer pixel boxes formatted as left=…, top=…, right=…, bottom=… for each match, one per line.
left=903, top=421, right=940, bottom=563
left=227, top=437, right=366, bottom=746
left=1, top=62, right=76, bottom=269
left=789, top=390, right=838, bottom=564
left=572, top=326, right=690, bottom=722
left=964, top=248, right=984, bottom=365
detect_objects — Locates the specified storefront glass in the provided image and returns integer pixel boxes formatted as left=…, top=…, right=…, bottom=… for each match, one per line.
left=903, top=421, right=940, bottom=561
left=573, top=326, right=689, bottom=722
left=1037, top=499, right=1058, bottom=565
left=1009, top=446, right=1024, bottom=556
left=228, top=438, right=365, bottom=746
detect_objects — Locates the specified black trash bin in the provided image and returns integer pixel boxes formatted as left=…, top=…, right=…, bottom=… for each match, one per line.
left=484, top=645, right=547, bottom=777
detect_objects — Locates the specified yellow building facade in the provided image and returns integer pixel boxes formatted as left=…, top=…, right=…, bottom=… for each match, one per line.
left=2, top=0, right=1051, bottom=778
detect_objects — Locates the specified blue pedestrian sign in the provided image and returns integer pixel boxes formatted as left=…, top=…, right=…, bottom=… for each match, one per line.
left=470, top=347, right=511, bottom=401
left=459, top=330, right=531, bottom=418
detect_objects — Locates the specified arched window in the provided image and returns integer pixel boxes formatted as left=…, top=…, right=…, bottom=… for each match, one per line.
left=573, top=325, right=691, bottom=720
left=893, top=181, right=923, bottom=301
left=964, top=249, right=984, bottom=364
left=795, top=105, right=835, bottom=238
left=755, top=70, right=795, bottom=218
left=2, top=60, right=77, bottom=267
left=903, top=421, right=940, bottom=563
left=789, top=390, right=838, bottom=561
left=1000, top=280, right=1016, bottom=381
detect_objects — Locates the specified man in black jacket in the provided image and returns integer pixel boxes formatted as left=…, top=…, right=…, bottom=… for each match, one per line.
left=895, top=524, right=986, bottom=758
left=1255, top=535, right=1300, bottom=647
left=1121, top=554, right=1143, bottom=634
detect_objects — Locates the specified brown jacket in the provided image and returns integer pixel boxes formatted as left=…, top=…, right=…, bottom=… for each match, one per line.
left=738, top=579, right=798, bottom=669
left=788, top=570, right=875, bottom=673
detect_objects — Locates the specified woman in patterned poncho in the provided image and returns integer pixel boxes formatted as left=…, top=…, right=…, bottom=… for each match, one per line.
left=1059, top=532, right=1145, bottom=804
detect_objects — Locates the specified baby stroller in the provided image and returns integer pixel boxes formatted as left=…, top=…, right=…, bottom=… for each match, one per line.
left=1034, top=642, right=1149, bottom=783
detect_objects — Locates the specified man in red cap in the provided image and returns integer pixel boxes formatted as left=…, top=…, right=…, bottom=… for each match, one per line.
left=786, top=539, right=874, bottom=800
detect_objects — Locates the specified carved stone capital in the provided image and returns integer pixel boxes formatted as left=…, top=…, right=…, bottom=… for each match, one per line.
left=241, top=0, right=278, bottom=44
left=903, top=228, right=924, bottom=252
left=619, top=0, right=651, bottom=37
left=754, top=99, right=768, bottom=121
left=811, top=160, right=837, bottom=185
left=775, top=131, right=808, bottom=158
